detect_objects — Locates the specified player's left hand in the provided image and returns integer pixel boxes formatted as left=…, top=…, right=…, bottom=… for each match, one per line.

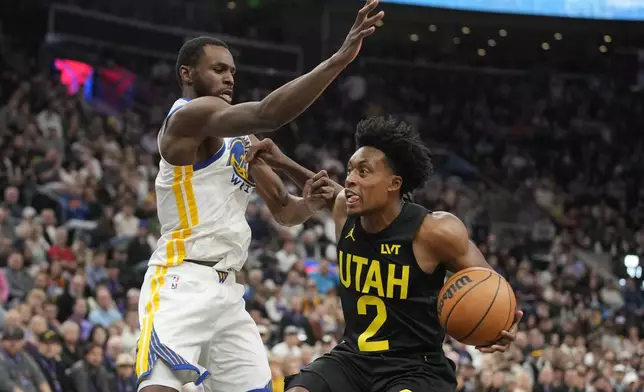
left=475, top=310, right=523, bottom=353
left=303, top=170, right=336, bottom=212
left=247, top=137, right=285, bottom=168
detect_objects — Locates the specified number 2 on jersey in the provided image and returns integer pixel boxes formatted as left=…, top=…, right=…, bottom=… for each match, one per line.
left=357, top=295, right=389, bottom=352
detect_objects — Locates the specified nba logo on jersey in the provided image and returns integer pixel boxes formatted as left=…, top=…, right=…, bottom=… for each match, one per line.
left=170, top=276, right=180, bottom=289
left=227, top=137, right=256, bottom=193
left=217, top=270, right=229, bottom=283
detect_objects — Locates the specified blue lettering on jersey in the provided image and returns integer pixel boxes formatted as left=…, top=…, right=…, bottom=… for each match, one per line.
left=227, top=137, right=256, bottom=193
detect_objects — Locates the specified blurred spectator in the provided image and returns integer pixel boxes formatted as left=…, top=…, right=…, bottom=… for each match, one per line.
left=88, top=286, right=122, bottom=328
left=114, top=353, right=137, bottom=392
left=0, top=326, right=50, bottom=392
left=4, top=251, right=33, bottom=303
left=30, top=330, right=65, bottom=392
left=308, top=260, right=337, bottom=295
left=272, top=325, right=302, bottom=358
left=59, top=321, right=82, bottom=370
left=47, top=228, right=75, bottom=274
left=65, top=343, right=114, bottom=392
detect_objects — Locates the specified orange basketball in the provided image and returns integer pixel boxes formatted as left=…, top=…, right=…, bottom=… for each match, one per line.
left=437, top=267, right=516, bottom=346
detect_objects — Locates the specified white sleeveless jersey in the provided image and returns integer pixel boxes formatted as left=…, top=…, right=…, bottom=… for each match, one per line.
left=148, top=98, right=255, bottom=271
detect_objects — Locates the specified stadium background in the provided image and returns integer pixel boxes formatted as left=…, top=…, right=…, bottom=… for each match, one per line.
left=1, top=0, right=644, bottom=390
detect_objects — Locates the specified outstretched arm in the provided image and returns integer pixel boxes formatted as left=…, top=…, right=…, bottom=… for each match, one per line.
left=249, top=161, right=310, bottom=227
left=249, top=137, right=337, bottom=226
left=247, top=138, right=344, bottom=211
left=168, top=0, right=384, bottom=139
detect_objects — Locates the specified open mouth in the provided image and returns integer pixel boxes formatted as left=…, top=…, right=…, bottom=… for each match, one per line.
left=345, top=189, right=361, bottom=207
left=219, top=90, right=233, bottom=103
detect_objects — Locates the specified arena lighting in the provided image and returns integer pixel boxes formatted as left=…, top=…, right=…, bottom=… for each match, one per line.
left=619, top=279, right=626, bottom=287
left=541, top=42, right=550, bottom=50
left=499, top=29, right=507, bottom=37
left=599, top=45, right=608, bottom=53
left=378, top=0, right=644, bottom=21
left=410, top=33, right=419, bottom=42
left=227, top=1, right=236, bottom=9
left=554, top=32, right=563, bottom=40
left=428, top=24, right=437, bottom=32
left=604, top=34, right=612, bottom=43
left=461, top=26, right=471, bottom=35
left=453, top=37, right=461, bottom=44
left=488, top=39, right=496, bottom=47
left=477, top=48, right=486, bottom=56
left=624, top=255, right=641, bottom=279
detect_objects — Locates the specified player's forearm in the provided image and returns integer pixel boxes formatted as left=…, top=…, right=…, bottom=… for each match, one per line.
left=273, top=155, right=317, bottom=190
left=273, top=196, right=315, bottom=227
left=275, top=156, right=344, bottom=210
left=256, top=56, right=346, bottom=129
left=251, top=162, right=314, bottom=226
left=174, top=55, right=345, bottom=138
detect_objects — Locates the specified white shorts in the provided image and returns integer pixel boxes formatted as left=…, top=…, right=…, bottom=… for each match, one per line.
left=136, top=262, right=271, bottom=392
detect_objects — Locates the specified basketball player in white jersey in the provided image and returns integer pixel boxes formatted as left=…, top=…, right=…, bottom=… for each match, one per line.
left=136, top=2, right=384, bottom=392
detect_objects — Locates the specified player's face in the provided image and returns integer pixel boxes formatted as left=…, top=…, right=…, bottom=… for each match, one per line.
left=192, top=45, right=236, bottom=102
left=344, top=147, right=402, bottom=216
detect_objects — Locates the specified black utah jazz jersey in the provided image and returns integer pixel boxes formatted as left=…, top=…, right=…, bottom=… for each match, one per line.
left=337, top=202, right=447, bottom=356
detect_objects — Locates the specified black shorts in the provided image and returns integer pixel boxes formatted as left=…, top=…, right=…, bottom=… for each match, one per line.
left=284, top=343, right=457, bottom=392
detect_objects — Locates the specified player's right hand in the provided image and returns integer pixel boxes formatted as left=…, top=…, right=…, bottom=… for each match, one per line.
left=334, top=0, right=384, bottom=66
left=303, top=170, right=336, bottom=212
left=247, top=137, right=285, bottom=168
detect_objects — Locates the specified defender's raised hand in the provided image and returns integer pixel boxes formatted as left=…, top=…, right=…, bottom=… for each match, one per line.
left=247, top=138, right=286, bottom=168
left=334, top=0, right=385, bottom=65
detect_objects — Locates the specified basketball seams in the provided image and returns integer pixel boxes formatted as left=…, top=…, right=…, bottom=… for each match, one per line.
left=501, top=278, right=514, bottom=334
left=441, top=271, right=493, bottom=329
left=456, top=274, right=502, bottom=344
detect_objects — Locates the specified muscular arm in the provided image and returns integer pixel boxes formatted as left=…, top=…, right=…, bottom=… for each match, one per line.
left=169, top=58, right=346, bottom=139
left=249, top=136, right=316, bottom=227
left=273, top=154, right=344, bottom=211
left=416, top=212, right=492, bottom=274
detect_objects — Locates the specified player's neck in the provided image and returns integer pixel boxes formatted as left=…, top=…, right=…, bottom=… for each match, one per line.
left=360, top=199, right=403, bottom=234
left=181, top=87, right=197, bottom=100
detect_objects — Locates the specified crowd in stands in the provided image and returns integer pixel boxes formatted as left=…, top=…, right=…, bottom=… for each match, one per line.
left=2, top=13, right=644, bottom=392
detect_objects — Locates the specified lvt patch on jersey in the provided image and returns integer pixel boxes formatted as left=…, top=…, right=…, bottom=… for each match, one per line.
left=227, top=136, right=256, bottom=192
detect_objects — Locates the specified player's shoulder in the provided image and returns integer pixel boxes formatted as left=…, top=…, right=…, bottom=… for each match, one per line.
left=417, top=211, right=468, bottom=244
left=166, top=96, right=229, bottom=136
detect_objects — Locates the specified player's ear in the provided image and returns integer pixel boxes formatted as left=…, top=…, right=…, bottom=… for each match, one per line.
left=388, top=176, right=402, bottom=193
left=179, top=65, right=193, bottom=85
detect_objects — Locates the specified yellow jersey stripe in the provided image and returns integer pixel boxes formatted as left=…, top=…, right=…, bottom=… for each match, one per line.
left=184, top=166, right=200, bottom=227
left=172, top=167, right=190, bottom=231
left=136, top=164, right=198, bottom=377
left=137, top=265, right=168, bottom=377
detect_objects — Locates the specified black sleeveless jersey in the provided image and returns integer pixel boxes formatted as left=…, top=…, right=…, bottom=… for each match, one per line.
left=337, top=202, right=447, bottom=356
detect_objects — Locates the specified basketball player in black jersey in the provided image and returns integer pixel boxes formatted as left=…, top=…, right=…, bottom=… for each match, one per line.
left=248, top=116, right=522, bottom=392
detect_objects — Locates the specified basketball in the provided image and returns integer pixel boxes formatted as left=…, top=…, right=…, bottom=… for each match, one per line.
left=437, top=267, right=516, bottom=347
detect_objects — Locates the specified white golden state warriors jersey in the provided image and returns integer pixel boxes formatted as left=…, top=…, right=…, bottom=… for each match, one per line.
left=149, top=98, right=256, bottom=271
